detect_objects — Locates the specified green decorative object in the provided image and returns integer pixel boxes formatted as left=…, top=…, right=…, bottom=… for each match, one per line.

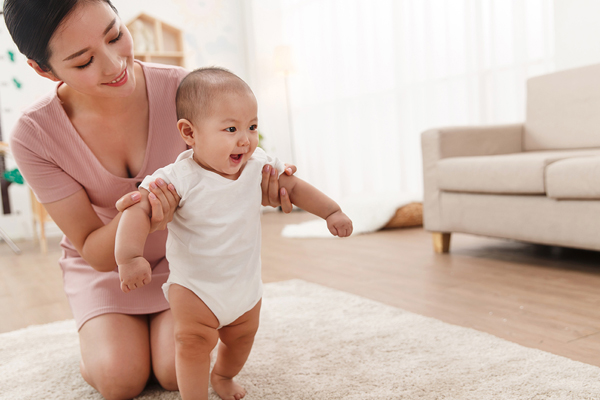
left=12, top=78, right=22, bottom=89
left=3, top=168, right=24, bottom=185
left=8, top=50, right=15, bottom=62
left=258, top=130, right=265, bottom=149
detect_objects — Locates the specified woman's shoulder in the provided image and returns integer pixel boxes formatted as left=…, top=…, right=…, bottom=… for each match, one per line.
left=10, top=89, right=64, bottom=143
left=138, top=61, right=188, bottom=85
left=19, top=89, right=62, bottom=120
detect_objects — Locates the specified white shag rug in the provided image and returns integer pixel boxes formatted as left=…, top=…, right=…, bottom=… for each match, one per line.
left=281, top=192, right=421, bottom=238
left=2, top=279, right=600, bottom=400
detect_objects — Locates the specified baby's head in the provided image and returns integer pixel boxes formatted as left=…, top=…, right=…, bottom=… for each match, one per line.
left=176, top=67, right=259, bottom=180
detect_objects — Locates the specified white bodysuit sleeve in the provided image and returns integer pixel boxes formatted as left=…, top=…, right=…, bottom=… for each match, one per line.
left=139, top=162, right=181, bottom=197
left=254, top=147, right=286, bottom=176
left=138, top=149, right=193, bottom=200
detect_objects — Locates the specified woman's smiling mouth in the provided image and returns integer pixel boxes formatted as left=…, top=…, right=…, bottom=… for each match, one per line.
left=104, top=68, right=128, bottom=87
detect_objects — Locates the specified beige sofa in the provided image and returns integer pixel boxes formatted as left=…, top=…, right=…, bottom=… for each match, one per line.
left=421, top=63, right=600, bottom=253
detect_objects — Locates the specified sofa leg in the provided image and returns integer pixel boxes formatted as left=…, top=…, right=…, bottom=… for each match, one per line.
left=432, top=232, right=451, bottom=253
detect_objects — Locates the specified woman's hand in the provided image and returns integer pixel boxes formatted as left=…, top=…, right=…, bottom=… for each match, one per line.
left=115, top=178, right=181, bottom=232
left=261, top=164, right=296, bottom=213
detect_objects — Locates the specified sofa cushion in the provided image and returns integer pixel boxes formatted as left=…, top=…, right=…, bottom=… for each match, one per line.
left=437, top=149, right=600, bottom=195
left=525, top=63, right=600, bottom=151
left=546, top=156, right=600, bottom=199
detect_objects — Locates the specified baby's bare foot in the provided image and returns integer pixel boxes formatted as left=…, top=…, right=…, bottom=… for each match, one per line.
left=211, top=372, right=246, bottom=400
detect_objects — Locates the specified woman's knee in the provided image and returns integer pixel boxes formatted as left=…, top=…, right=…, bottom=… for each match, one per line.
left=83, top=355, right=150, bottom=400
left=148, top=309, right=178, bottom=391
left=79, top=314, right=151, bottom=399
left=153, top=359, right=178, bottom=392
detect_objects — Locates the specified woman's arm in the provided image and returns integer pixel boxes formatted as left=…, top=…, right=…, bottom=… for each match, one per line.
left=43, top=180, right=178, bottom=272
left=44, top=189, right=124, bottom=272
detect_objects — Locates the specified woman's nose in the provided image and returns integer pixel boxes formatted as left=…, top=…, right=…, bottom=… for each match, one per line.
left=102, top=48, right=123, bottom=76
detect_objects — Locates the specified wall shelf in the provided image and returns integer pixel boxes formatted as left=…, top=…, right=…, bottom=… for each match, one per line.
left=126, top=13, right=185, bottom=67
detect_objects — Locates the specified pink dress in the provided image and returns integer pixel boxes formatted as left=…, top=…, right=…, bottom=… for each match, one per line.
left=9, top=62, right=188, bottom=330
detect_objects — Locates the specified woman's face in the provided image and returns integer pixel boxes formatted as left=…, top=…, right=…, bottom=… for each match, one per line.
left=41, top=1, right=136, bottom=98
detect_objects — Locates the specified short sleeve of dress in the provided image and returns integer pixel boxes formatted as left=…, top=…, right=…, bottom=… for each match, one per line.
left=9, top=116, right=83, bottom=203
left=175, top=66, right=189, bottom=83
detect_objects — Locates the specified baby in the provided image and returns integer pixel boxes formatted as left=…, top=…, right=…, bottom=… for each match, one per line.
left=115, top=67, right=352, bottom=400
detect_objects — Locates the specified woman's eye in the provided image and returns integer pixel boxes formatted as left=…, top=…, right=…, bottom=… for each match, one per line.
left=109, top=31, right=122, bottom=44
left=250, top=125, right=258, bottom=131
left=225, top=127, right=237, bottom=133
left=77, top=57, right=94, bottom=69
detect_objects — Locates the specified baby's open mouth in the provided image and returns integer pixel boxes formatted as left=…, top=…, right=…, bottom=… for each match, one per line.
left=230, top=154, right=242, bottom=161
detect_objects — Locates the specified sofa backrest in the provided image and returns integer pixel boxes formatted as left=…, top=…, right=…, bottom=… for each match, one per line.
left=525, top=63, right=600, bottom=151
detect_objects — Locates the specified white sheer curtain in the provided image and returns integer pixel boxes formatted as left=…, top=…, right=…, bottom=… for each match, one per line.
left=249, top=0, right=555, bottom=200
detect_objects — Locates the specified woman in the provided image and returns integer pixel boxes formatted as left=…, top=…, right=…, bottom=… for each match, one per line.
left=3, top=1, right=294, bottom=399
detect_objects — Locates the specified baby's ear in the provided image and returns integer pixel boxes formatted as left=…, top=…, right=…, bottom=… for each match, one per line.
left=177, top=119, right=195, bottom=145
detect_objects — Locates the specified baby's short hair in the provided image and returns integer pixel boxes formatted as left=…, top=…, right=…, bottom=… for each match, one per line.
left=176, top=67, right=253, bottom=122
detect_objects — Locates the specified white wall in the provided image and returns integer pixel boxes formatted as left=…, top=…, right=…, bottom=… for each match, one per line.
left=243, top=0, right=294, bottom=165
left=0, top=0, right=250, bottom=241
left=554, top=0, right=600, bottom=70
left=113, top=0, right=249, bottom=78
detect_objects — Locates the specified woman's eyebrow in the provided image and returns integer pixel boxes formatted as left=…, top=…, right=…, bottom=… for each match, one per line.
left=102, top=18, right=117, bottom=36
left=63, top=47, right=90, bottom=61
left=62, top=18, right=117, bottom=61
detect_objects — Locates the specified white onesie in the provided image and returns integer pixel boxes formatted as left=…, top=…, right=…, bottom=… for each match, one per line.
left=140, top=147, right=285, bottom=328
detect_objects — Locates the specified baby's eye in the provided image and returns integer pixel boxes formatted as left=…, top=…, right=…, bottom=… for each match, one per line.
left=249, top=125, right=258, bottom=131
left=225, top=127, right=237, bottom=133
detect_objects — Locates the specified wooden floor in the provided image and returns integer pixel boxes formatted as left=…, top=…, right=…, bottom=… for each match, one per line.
left=2, top=211, right=600, bottom=368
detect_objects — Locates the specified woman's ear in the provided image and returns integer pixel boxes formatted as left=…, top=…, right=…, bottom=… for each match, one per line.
left=177, top=119, right=196, bottom=146
left=26, top=59, right=61, bottom=82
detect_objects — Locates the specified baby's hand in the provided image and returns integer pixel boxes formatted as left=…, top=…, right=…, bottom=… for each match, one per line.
left=326, top=210, right=353, bottom=237
left=118, top=257, right=152, bottom=293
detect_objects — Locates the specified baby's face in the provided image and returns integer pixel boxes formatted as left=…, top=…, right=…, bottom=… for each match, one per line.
left=191, top=90, right=259, bottom=180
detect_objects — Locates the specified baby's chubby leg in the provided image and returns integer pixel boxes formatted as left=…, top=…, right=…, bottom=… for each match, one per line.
left=211, top=300, right=262, bottom=400
left=169, top=284, right=220, bottom=400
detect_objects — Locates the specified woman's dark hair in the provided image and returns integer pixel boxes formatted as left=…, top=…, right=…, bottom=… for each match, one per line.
left=3, top=0, right=118, bottom=71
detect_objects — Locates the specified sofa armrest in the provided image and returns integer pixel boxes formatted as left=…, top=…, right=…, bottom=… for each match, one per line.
left=421, top=123, right=524, bottom=231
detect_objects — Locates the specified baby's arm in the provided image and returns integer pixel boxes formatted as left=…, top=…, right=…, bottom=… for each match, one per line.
left=278, top=174, right=353, bottom=237
left=115, top=188, right=153, bottom=293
